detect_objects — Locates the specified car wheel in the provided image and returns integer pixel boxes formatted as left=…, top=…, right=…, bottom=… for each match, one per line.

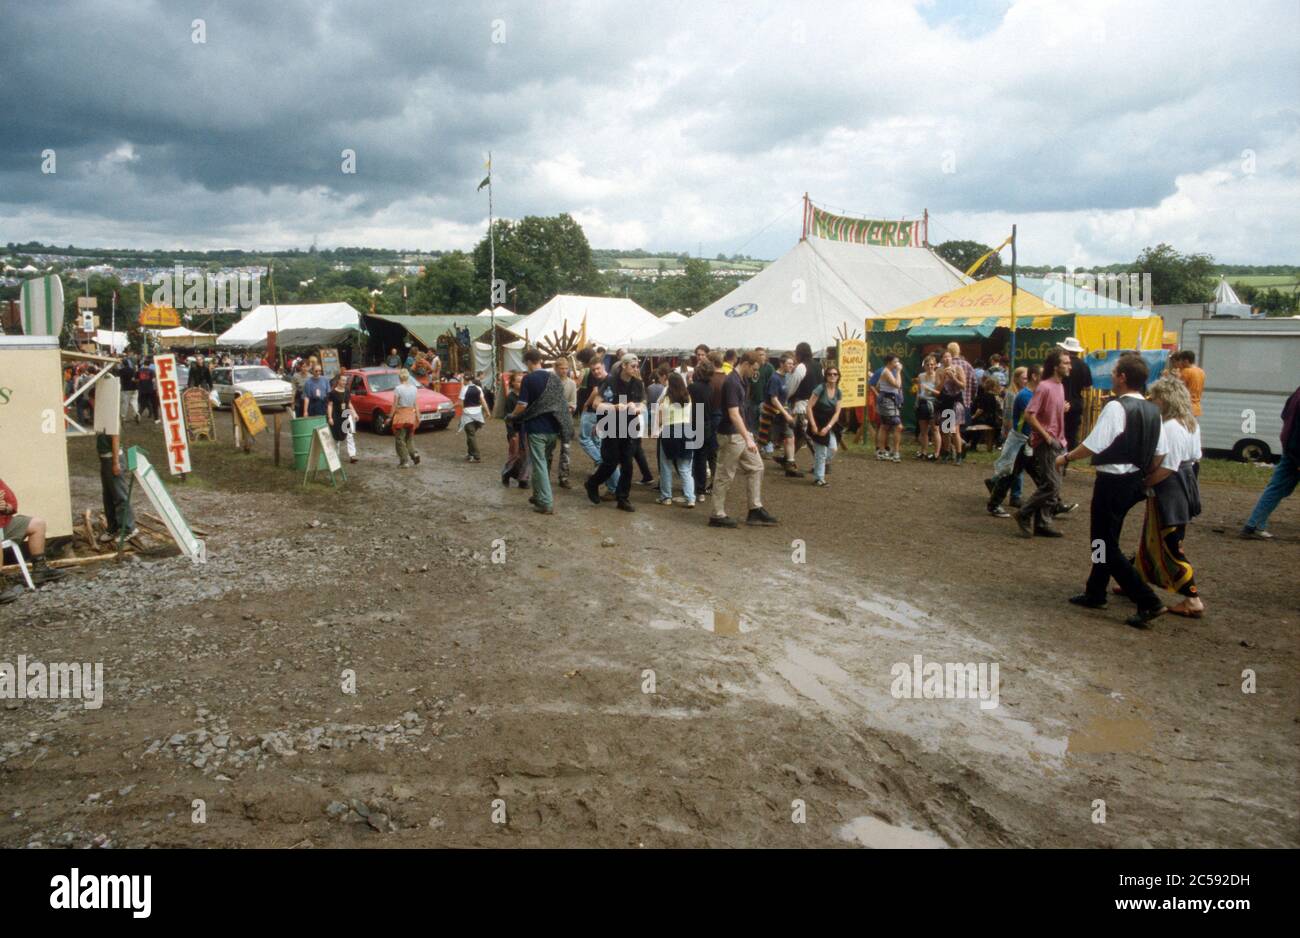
left=1232, top=439, right=1270, bottom=462
left=373, top=411, right=390, bottom=435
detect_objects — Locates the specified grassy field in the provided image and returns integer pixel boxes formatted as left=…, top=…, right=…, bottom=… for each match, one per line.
left=1226, top=275, right=1300, bottom=290
left=604, top=256, right=768, bottom=272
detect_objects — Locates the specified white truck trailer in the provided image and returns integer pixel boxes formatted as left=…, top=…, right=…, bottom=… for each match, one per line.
left=1181, top=317, right=1300, bottom=461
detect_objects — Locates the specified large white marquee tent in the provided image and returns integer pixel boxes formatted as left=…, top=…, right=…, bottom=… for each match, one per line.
left=217, top=302, right=361, bottom=347
left=636, top=238, right=968, bottom=354
left=507, top=294, right=664, bottom=349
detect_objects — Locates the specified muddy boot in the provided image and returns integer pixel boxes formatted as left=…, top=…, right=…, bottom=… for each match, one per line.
left=30, top=556, right=67, bottom=584
left=0, top=583, right=23, bottom=604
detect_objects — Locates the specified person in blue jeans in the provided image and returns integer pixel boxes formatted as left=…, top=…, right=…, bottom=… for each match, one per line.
left=806, top=367, right=844, bottom=486
left=655, top=373, right=698, bottom=507
left=1241, top=385, right=1300, bottom=539
left=511, top=349, right=574, bottom=515
left=578, top=360, right=619, bottom=496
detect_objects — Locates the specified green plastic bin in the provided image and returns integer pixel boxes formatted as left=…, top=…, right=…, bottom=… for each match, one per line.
left=291, top=415, right=329, bottom=471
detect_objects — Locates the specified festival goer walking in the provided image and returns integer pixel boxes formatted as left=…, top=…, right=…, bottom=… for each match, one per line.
left=290, top=360, right=309, bottom=415
left=935, top=350, right=965, bottom=464
left=327, top=375, right=358, bottom=464
left=96, top=408, right=137, bottom=544
left=807, top=363, right=844, bottom=486
left=986, top=365, right=1040, bottom=516
left=511, top=348, right=573, bottom=515
left=875, top=354, right=903, bottom=462
left=1059, top=337, right=1091, bottom=449
left=1171, top=350, right=1206, bottom=417
left=554, top=357, right=578, bottom=488
left=787, top=342, right=822, bottom=470
left=1015, top=349, right=1070, bottom=538
left=1058, top=353, right=1169, bottom=628
left=709, top=351, right=777, bottom=528
left=585, top=354, right=645, bottom=512
left=1132, top=375, right=1204, bottom=618
left=915, top=355, right=939, bottom=460
left=137, top=357, right=157, bottom=422
left=458, top=373, right=489, bottom=462
left=1240, top=383, right=1300, bottom=539
left=117, top=354, right=140, bottom=424
left=763, top=353, right=801, bottom=476
left=391, top=369, right=421, bottom=469
left=655, top=372, right=697, bottom=508
left=302, top=365, right=330, bottom=418
left=501, top=372, right=529, bottom=487
left=579, top=360, right=618, bottom=497
left=689, top=359, right=717, bottom=501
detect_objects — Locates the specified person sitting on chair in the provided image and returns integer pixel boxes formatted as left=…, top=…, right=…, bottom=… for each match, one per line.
left=1, top=477, right=67, bottom=604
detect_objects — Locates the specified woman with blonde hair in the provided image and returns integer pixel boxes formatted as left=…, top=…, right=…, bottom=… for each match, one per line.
left=1131, top=374, right=1204, bottom=617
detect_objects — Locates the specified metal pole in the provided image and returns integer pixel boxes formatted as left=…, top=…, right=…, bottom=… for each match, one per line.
left=488, top=151, right=498, bottom=399
left=1009, top=224, right=1018, bottom=368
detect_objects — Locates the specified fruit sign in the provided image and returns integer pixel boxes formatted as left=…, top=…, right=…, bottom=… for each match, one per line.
left=153, top=354, right=192, bottom=474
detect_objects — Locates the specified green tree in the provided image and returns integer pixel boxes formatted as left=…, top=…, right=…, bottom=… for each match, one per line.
left=1132, top=244, right=1216, bottom=305
left=472, top=214, right=605, bottom=313
left=412, top=251, right=478, bottom=313
left=935, top=240, right=1003, bottom=279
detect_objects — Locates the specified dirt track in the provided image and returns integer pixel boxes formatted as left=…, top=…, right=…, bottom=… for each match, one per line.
left=2, top=417, right=1297, bottom=848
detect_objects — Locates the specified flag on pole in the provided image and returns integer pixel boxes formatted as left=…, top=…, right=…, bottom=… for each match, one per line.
left=477, top=155, right=491, bottom=191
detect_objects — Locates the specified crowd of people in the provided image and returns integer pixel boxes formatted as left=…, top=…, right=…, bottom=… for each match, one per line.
left=8, top=334, right=1298, bottom=619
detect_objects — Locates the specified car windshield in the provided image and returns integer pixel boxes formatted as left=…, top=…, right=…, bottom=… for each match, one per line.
left=233, top=367, right=278, bottom=382
left=367, top=373, right=400, bottom=392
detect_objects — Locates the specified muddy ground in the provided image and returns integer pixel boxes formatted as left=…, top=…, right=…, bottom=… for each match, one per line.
left=1, top=415, right=1296, bottom=848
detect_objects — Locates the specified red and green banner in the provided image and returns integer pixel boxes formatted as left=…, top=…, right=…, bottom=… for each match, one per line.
left=808, top=205, right=922, bottom=247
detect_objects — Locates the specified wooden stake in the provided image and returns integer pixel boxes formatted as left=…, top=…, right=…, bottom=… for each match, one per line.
left=274, top=411, right=282, bottom=467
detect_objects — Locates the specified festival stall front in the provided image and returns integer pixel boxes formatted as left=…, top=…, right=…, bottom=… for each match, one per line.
left=867, top=276, right=1165, bottom=429
left=365, top=313, right=524, bottom=376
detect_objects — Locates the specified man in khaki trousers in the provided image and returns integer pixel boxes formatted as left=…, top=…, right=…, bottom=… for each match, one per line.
left=709, top=351, right=778, bottom=528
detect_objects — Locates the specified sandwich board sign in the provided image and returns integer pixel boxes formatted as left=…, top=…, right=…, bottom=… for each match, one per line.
left=233, top=391, right=266, bottom=436
left=125, top=445, right=206, bottom=563
left=304, top=426, right=346, bottom=487
left=20, top=274, right=64, bottom=337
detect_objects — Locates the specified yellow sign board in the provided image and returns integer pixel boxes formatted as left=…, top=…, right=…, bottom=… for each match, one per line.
left=233, top=392, right=266, bottom=436
left=838, top=338, right=868, bottom=408
left=139, top=304, right=181, bottom=328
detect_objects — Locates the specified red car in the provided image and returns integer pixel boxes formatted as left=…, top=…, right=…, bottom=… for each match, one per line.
left=343, top=367, right=455, bottom=434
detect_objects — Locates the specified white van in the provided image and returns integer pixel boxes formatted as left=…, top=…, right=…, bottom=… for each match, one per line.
left=1181, top=318, right=1300, bottom=461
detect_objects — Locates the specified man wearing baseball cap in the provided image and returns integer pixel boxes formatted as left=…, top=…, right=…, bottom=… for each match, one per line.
left=1058, top=337, right=1092, bottom=451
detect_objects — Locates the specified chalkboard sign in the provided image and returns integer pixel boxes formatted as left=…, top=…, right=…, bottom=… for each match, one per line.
left=182, top=386, right=215, bottom=441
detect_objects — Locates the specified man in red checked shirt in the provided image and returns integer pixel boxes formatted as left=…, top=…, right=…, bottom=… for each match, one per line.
left=1, top=478, right=67, bottom=604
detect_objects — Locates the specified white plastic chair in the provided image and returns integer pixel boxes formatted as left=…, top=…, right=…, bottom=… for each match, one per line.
left=2, top=538, right=36, bottom=591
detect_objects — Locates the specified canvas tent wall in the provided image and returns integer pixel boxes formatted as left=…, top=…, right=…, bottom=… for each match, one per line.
left=507, top=294, right=663, bottom=350
left=216, top=302, right=361, bottom=348
left=365, top=312, right=524, bottom=372
left=637, top=238, right=968, bottom=355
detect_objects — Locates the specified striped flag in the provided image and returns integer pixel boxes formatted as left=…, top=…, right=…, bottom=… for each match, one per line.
left=20, top=273, right=64, bottom=336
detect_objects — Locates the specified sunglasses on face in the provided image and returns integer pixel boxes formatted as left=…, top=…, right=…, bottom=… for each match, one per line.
left=825, top=371, right=840, bottom=377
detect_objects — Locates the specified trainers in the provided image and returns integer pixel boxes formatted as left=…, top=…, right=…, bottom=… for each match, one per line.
left=784, top=467, right=805, bottom=478
left=0, top=584, right=22, bottom=604
left=1126, top=605, right=1167, bottom=629
left=600, top=492, right=618, bottom=502
left=558, top=480, right=572, bottom=489
left=656, top=496, right=673, bottom=506
left=683, top=500, right=696, bottom=509
left=746, top=507, right=778, bottom=526
left=1240, top=526, right=1273, bottom=540
left=638, top=477, right=656, bottom=486
left=875, top=449, right=887, bottom=460
left=412, top=454, right=421, bottom=465
left=988, top=505, right=1011, bottom=518
left=709, top=515, right=738, bottom=528
left=891, top=451, right=901, bottom=463
left=616, top=499, right=636, bottom=512
left=532, top=505, right=554, bottom=515
left=1034, top=526, right=1063, bottom=538
left=813, top=478, right=828, bottom=487
left=1052, top=502, right=1079, bottom=516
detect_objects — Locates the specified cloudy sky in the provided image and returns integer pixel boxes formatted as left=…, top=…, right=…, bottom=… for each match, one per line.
left=2, top=0, right=1296, bottom=265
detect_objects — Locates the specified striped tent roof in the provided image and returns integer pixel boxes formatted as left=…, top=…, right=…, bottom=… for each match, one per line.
left=868, top=314, right=1074, bottom=332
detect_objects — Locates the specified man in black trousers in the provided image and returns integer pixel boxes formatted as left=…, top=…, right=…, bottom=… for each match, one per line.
left=1057, top=353, right=1168, bottom=629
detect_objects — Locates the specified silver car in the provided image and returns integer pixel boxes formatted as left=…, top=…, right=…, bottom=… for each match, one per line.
left=211, top=365, right=294, bottom=409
